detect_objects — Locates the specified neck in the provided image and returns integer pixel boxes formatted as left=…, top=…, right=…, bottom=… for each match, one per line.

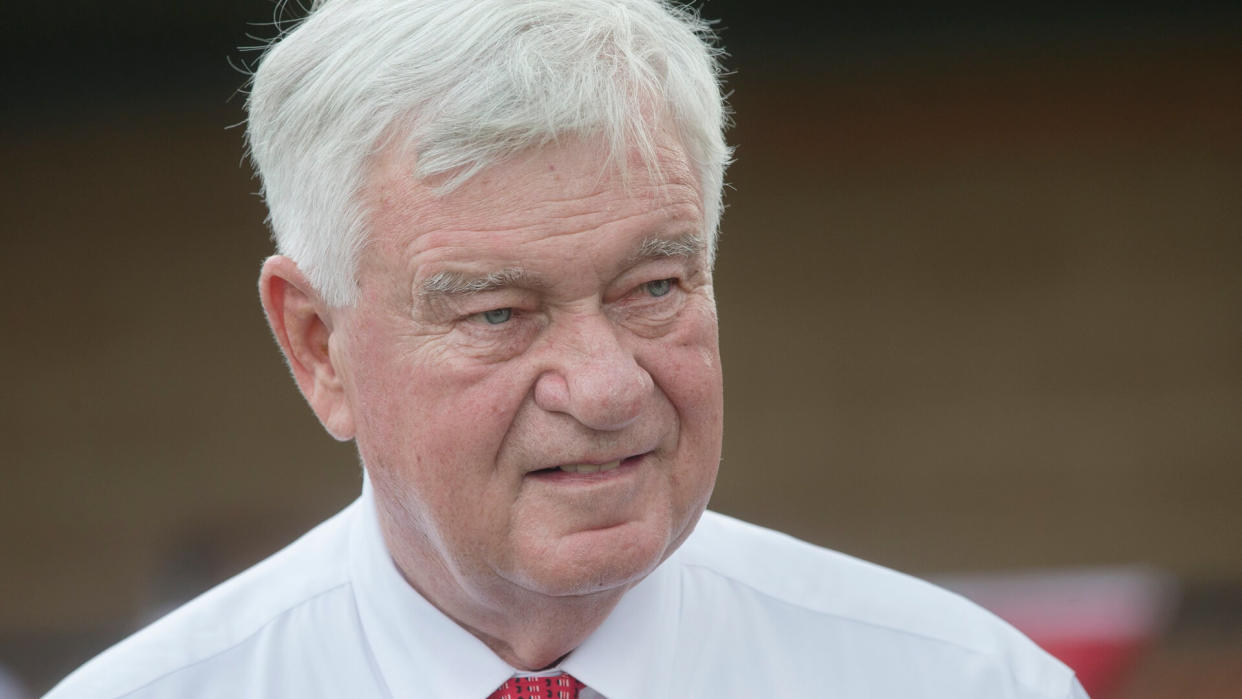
left=456, top=589, right=628, bottom=670
left=374, top=502, right=632, bottom=671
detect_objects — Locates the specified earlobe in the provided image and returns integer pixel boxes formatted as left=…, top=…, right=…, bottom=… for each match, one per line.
left=258, top=255, right=356, bottom=441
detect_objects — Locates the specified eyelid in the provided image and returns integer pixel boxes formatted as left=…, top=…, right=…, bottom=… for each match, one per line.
left=643, top=277, right=676, bottom=294
left=448, top=287, right=534, bottom=314
left=612, top=258, right=690, bottom=296
left=466, top=305, right=518, bottom=323
left=475, top=307, right=513, bottom=324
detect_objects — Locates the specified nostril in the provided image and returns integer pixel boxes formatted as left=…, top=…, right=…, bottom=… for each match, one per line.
left=533, top=370, right=571, bottom=413
left=533, top=340, right=653, bottom=431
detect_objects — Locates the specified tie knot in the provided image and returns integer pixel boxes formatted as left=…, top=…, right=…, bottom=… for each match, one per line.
left=487, top=672, right=586, bottom=699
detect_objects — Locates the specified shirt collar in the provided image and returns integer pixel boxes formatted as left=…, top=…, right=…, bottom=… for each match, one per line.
left=349, top=478, right=514, bottom=698
left=560, top=553, right=681, bottom=698
left=348, top=476, right=684, bottom=699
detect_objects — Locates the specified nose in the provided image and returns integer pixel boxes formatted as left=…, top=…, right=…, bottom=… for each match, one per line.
left=533, top=312, right=654, bottom=431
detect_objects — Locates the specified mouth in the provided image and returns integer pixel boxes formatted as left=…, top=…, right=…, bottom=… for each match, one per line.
left=529, top=453, right=648, bottom=478
left=555, top=460, right=622, bottom=474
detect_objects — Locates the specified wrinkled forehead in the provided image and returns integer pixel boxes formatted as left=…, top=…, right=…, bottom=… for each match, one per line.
left=359, top=130, right=703, bottom=253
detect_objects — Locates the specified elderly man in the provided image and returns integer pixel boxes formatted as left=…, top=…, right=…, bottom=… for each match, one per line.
left=52, top=1, right=1087, bottom=697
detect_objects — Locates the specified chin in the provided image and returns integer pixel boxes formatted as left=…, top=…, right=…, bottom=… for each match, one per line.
left=513, top=512, right=701, bottom=598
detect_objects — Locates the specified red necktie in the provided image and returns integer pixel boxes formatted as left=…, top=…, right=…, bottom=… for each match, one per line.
left=487, top=673, right=586, bottom=699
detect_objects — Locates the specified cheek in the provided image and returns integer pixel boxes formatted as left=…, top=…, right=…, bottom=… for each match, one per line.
left=646, top=306, right=724, bottom=485
left=353, top=357, right=531, bottom=541
left=352, top=342, right=530, bottom=475
left=659, top=306, right=723, bottom=417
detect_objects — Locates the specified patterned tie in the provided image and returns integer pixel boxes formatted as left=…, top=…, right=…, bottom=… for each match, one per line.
left=487, top=672, right=586, bottom=699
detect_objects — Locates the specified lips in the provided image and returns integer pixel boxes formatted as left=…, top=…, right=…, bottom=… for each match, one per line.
left=557, top=460, right=622, bottom=474
left=530, top=452, right=648, bottom=477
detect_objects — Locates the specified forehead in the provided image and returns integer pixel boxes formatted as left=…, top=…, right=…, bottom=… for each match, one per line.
left=359, top=134, right=704, bottom=272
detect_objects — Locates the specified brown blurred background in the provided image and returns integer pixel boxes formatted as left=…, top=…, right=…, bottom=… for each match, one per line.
left=2, top=1, right=1240, bottom=696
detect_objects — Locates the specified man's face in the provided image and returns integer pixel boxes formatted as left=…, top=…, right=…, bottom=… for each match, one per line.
left=332, top=134, right=722, bottom=602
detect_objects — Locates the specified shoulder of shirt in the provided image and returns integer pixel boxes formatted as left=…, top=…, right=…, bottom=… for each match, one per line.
left=679, top=510, right=1080, bottom=695
left=46, top=498, right=361, bottom=699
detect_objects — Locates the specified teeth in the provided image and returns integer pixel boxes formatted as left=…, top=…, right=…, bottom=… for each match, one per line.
left=558, top=460, right=621, bottom=474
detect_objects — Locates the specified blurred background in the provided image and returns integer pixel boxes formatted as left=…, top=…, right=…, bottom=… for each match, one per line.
left=2, top=1, right=1240, bottom=696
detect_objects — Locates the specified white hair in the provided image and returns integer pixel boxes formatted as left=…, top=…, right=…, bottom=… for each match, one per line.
left=246, top=0, right=732, bottom=306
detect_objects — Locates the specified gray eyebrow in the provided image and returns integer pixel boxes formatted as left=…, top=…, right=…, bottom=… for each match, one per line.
left=418, top=233, right=704, bottom=299
left=628, top=233, right=705, bottom=265
left=419, top=267, right=534, bottom=298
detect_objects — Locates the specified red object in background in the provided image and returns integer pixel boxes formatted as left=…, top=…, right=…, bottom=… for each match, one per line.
left=1037, top=635, right=1151, bottom=697
left=936, top=568, right=1177, bottom=698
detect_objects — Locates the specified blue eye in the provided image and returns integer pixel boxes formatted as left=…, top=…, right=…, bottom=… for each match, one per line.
left=645, top=279, right=674, bottom=297
left=481, top=308, right=512, bottom=324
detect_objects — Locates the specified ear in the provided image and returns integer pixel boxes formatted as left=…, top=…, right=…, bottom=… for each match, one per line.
left=258, top=255, right=355, bottom=440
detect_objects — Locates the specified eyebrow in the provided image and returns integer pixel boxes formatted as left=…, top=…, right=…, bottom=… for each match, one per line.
left=626, top=232, right=706, bottom=266
left=417, top=232, right=705, bottom=299
left=419, top=267, right=535, bottom=298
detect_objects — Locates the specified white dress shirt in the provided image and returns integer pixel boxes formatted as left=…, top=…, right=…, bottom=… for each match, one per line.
left=49, top=480, right=1088, bottom=698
